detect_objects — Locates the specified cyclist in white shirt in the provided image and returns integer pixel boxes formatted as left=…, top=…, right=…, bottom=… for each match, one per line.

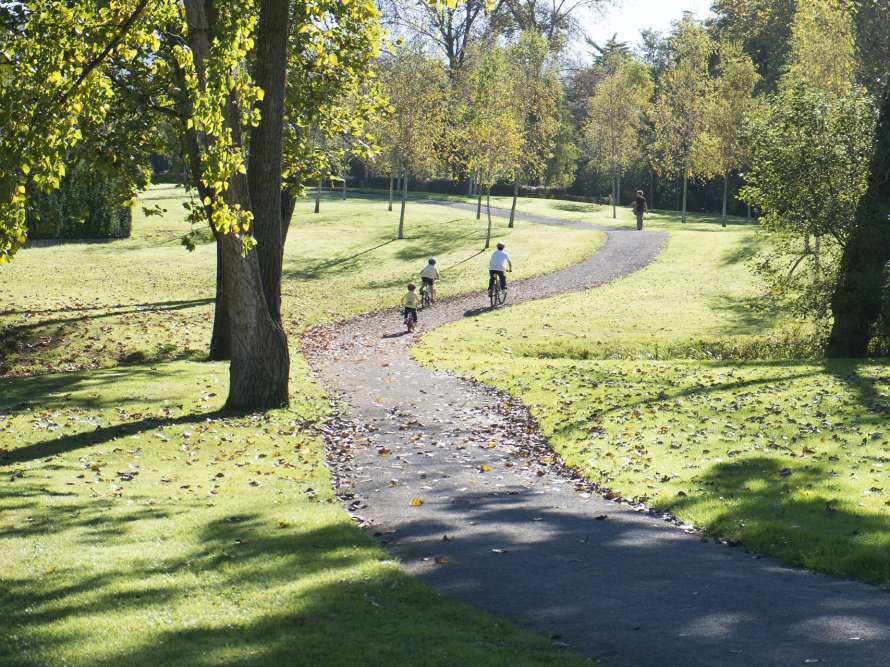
left=419, top=258, right=440, bottom=301
left=488, top=243, right=513, bottom=295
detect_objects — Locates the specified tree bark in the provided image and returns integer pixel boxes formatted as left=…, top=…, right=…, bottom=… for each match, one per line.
left=722, top=172, right=728, bottom=227
left=509, top=179, right=518, bottom=228
left=476, top=188, right=482, bottom=220
left=388, top=175, right=394, bottom=212
left=208, top=237, right=231, bottom=360
left=314, top=175, right=321, bottom=213
left=484, top=186, right=493, bottom=249
left=398, top=171, right=407, bottom=239
left=828, top=89, right=890, bottom=357
left=681, top=171, right=688, bottom=223
left=184, top=0, right=289, bottom=410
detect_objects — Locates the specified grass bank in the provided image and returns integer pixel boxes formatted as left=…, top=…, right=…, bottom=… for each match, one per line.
left=416, top=204, right=890, bottom=588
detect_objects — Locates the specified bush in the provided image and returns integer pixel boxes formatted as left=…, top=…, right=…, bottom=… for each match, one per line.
left=26, top=163, right=132, bottom=240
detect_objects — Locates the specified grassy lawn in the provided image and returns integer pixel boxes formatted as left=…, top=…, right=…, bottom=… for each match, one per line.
left=0, top=185, right=600, bottom=666
left=416, top=203, right=890, bottom=588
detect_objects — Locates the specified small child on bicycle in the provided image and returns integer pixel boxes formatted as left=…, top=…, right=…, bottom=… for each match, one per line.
left=420, top=258, right=439, bottom=301
left=401, top=283, right=419, bottom=329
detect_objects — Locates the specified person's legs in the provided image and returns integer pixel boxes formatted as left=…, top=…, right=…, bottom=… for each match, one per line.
left=636, top=211, right=644, bottom=231
left=499, top=271, right=507, bottom=290
left=488, top=270, right=497, bottom=294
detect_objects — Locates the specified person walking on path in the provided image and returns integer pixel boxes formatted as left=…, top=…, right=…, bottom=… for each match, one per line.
left=633, top=189, right=647, bottom=230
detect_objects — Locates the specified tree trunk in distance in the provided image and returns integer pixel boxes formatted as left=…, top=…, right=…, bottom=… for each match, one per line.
left=612, top=172, right=617, bottom=219
left=341, top=163, right=346, bottom=200
left=747, top=202, right=751, bottom=219
left=476, top=189, right=482, bottom=220
left=484, top=187, right=493, bottom=249
left=722, top=172, right=728, bottom=227
left=509, top=179, right=518, bottom=228
left=398, top=171, right=407, bottom=239
left=681, top=171, right=688, bottom=223
left=617, top=171, right=621, bottom=206
left=649, top=169, right=654, bottom=207
left=314, top=175, right=321, bottom=213
left=388, top=175, right=393, bottom=212
left=827, top=88, right=890, bottom=357
left=468, top=176, right=473, bottom=196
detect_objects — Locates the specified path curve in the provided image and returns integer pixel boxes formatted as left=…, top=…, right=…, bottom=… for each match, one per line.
left=304, top=203, right=890, bottom=667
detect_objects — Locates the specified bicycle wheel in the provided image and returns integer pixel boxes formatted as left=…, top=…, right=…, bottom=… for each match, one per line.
left=490, top=285, right=499, bottom=308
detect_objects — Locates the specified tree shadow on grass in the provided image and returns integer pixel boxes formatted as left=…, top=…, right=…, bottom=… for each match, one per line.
left=0, top=409, right=221, bottom=466
left=665, top=456, right=890, bottom=587
left=284, top=239, right=397, bottom=280
left=0, top=511, right=582, bottom=667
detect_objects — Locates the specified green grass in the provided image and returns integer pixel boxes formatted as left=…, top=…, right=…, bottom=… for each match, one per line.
left=416, top=204, right=890, bottom=588
left=0, top=185, right=600, bottom=666
left=0, top=185, right=601, bottom=377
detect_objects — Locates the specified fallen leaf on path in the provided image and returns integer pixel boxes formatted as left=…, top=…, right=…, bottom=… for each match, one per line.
left=409, top=497, right=424, bottom=506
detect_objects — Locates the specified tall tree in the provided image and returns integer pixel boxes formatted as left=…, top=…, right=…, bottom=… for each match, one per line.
left=507, top=32, right=562, bottom=226
left=378, top=46, right=447, bottom=239
left=706, top=40, right=759, bottom=225
left=458, top=47, right=521, bottom=248
left=650, top=15, right=713, bottom=223
left=583, top=52, right=652, bottom=219
left=0, top=0, right=382, bottom=410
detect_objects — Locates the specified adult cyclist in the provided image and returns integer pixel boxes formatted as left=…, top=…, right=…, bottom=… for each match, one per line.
left=488, top=242, right=512, bottom=296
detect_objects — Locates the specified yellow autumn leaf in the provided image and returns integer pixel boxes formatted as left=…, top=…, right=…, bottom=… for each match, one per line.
left=409, top=497, right=423, bottom=506
left=480, top=464, right=492, bottom=472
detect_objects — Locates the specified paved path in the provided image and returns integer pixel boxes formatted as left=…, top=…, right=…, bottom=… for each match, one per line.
left=304, top=204, right=890, bottom=667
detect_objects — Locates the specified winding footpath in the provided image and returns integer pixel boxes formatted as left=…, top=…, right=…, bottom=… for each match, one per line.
left=304, top=201, right=890, bottom=667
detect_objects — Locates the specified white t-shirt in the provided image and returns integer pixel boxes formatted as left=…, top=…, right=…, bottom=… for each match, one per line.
left=489, top=250, right=510, bottom=272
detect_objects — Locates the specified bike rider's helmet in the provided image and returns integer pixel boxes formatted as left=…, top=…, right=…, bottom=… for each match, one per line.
left=428, top=258, right=436, bottom=265
left=497, top=243, right=505, bottom=250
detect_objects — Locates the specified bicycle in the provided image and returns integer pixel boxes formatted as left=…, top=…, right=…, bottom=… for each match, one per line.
left=420, top=282, right=434, bottom=309
left=402, top=308, right=417, bottom=333
left=489, top=277, right=507, bottom=308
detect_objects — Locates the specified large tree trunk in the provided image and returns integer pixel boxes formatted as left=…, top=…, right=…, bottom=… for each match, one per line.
left=509, top=180, right=518, bottom=228
left=828, top=89, right=890, bottom=357
left=681, top=171, right=688, bottom=224
left=184, top=0, right=290, bottom=410
left=398, top=171, right=407, bottom=239
left=484, top=187, right=493, bottom=249
left=208, top=237, right=231, bottom=360
left=388, top=175, right=394, bottom=212
left=722, top=172, right=728, bottom=228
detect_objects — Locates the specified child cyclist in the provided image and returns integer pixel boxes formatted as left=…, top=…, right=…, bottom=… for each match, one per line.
left=401, top=283, right=419, bottom=331
left=419, top=258, right=440, bottom=302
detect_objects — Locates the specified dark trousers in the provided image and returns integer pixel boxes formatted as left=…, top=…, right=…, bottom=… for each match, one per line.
left=635, top=211, right=644, bottom=231
left=403, top=307, right=417, bottom=323
left=489, top=270, right=506, bottom=291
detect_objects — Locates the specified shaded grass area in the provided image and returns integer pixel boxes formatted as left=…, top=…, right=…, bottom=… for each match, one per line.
left=0, top=185, right=600, bottom=665
left=417, top=208, right=890, bottom=587
left=0, top=363, right=588, bottom=666
left=0, top=185, right=601, bottom=377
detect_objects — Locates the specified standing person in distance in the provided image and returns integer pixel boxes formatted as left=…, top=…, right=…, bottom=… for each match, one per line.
left=488, top=243, right=512, bottom=296
left=633, top=189, right=648, bottom=231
